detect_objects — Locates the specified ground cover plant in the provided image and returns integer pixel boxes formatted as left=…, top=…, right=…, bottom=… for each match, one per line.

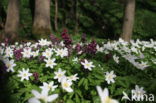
left=0, top=31, right=156, bottom=103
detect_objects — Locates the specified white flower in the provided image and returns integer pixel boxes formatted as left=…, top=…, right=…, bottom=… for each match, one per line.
left=96, top=45, right=104, bottom=52
left=44, top=58, right=57, bottom=69
left=152, top=59, right=156, bottom=64
left=5, top=47, right=13, bottom=58
left=26, top=42, right=32, bottom=47
left=17, top=68, right=32, bottom=81
left=42, top=48, right=53, bottom=58
left=104, top=50, right=109, bottom=54
left=103, top=42, right=113, bottom=51
left=142, top=46, right=145, bottom=51
left=122, top=54, right=137, bottom=63
left=81, top=59, right=95, bottom=71
left=3, top=59, right=16, bottom=72
left=96, top=86, right=119, bottom=103
left=20, top=44, right=24, bottom=48
left=55, top=48, right=68, bottom=58
left=131, top=47, right=138, bottom=54
left=118, top=38, right=128, bottom=46
left=105, top=71, right=116, bottom=84
left=14, top=42, right=19, bottom=46
left=61, top=77, right=73, bottom=92
left=113, top=55, right=119, bottom=64
left=72, top=57, right=78, bottom=62
left=0, top=47, right=4, bottom=55
left=28, top=89, right=58, bottom=103
left=78, top=50, right=83, bottom=55
left=122, top=91, right=130, bottom=101
left=137, top=61, right=149, bottom=70
left=38, top=39, right=51, bottom=46
left=32, top=50, right=39, bottom=57
left=67, top=74, right=79, bottom=81
left=40, top=81, right=58, bottom=91
left=121, top=46, right=131, bottom=53
left=21, top=48, right=32, bottom=58
left=131, top=85, right=146, bottom=101
left=59, top=41, right=65, bottom=47
left=31, top=43, right=39, bottom=49
left=54, top=68, right=66, bottom=82
left=1, top=43, right=5, bottom=47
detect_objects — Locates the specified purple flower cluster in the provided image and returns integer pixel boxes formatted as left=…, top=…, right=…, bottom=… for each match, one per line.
left=14, top=49, right=23, bottom=60
left=33, top=72, right=39, bottom=81
left=85, top=40, right=97, bottom=55
left=50, top=34, right=60, bottom=45
left=38, top=56, right=45, bottom=62
left=75, top=44, right=82, bottom=53
left=61, top=29, right=72, bottom=47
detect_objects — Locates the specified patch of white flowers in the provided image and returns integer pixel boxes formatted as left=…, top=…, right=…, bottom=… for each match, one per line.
left=0, top=38, right=155, bottom=103
left=54, top=68, right=79, bottom=93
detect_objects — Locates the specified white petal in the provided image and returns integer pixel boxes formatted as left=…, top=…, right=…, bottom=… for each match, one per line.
left=47, top=94, right=58, bottom=102
left=28, top=98, right=41, bottom=103
left=110, top=99, right=119, bottom=103
left=31, top=90, right=40, bottom=98
left=96, top=86, right=104, bottom=99
left=122, top=91, right=130, bottom=101
left=103, top=88, right=109, bottom=98
left=41, top=89, right=49, bottom=96
left=66, top=87, right=73, bottom=92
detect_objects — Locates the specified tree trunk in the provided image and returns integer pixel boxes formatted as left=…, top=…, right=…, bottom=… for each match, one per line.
left=4, top=0, right=20, bottom=42
left=54, top=0, right=58, bottom=31
left=32, top=0, right=51, bottom=38
left=121, top=0, right=135, bottom=42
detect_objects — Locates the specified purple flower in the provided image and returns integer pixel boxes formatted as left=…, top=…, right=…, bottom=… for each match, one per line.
left=75, top=44, right=82, bottom=53
left=50, top=34, right=60, bottom=45
left=33, top=72, right=39, bottom=81
left=38, top=56, right=45, bottom=61
left=61, top=29, right=72, bottom=47
left=14, top=49, right=23, bottom=60
left=85, top=40, right=97, bottom=55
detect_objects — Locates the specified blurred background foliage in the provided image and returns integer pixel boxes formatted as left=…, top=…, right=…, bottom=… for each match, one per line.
left=0, top=0, right=156, bottom=40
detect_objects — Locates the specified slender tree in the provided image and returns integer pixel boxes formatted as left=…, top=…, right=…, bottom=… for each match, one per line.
left=121, top=0, right=136, bottom=42
left=32, top=0, right=51, bottom=37
left=54, top=0, right=58, bottom=31
left=4, top=0, right=20, bottom=41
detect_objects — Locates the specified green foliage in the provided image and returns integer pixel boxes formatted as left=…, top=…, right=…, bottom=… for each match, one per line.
left=134, top=9, right=156, bottom=40
left=1, top=37, right=156, bottom=103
